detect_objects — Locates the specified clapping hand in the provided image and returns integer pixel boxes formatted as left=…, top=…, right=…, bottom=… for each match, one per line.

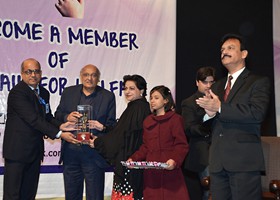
left=196, top=89, right=220, bottom=117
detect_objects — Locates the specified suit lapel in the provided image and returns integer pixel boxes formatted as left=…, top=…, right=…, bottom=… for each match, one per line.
left=92, top=87, right=102, bottom=117
left=213, top=78, right=227, bottom=101
left=37, top=86, right=46, bottom=117
left=71, top=85, right=83, bottom=110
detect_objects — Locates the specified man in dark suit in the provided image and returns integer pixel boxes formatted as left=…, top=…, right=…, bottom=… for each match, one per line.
left=2, top=58, right=79, bottom=200
left=55, top=64, right=116, bottom=200
left=181, top=66, right=215, bottom=200
left=196, top=34, right=270, bottom=200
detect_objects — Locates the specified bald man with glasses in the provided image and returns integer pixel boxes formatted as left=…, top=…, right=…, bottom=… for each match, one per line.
left=3, top=58, right=78, bottom=200
left=55, top=64, right=116, bottom=200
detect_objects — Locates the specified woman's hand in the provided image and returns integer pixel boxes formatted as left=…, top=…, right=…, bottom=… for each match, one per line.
left=89, top=134, right=98, bottom=148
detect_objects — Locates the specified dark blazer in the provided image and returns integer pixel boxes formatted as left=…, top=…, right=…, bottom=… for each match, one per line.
left=55, top=85, right=116, bottom=130
left=181, top=91, right=212, bottom=172
left=3, top=81, right=61, bottom=163
left=209, top=68, right=270, bottom=173
left=55, top=84, right=116, bottom=166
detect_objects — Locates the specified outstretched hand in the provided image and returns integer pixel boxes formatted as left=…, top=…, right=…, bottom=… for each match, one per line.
left=88, top=120, right=104, bottom=131
left=60, top=132, right=81, bottom=144
left=55, top=0, right=85, bottom=19
left=60, top=121, right=77, bottom=131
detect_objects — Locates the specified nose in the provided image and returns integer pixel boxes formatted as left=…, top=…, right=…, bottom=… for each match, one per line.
left=30, top=71, right=37, bottom=76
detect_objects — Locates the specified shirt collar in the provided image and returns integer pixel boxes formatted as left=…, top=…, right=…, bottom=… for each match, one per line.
left=227, top=67, right=245, bottom=85
left=29, top=85, right=40, bottom=94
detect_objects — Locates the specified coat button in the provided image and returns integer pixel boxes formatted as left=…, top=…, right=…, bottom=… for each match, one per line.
left=219, top=133, right=223, bottom=137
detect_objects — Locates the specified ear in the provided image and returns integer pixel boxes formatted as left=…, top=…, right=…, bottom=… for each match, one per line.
left=241, top=50, right=248, bottom=59
left=196, top=80, right=199, bottom=87
left=140, top=89, right=144, bottom=96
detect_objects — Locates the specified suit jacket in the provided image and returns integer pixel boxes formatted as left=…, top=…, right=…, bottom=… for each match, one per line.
left=3, top=81, right=61, bottom=163
left=209, top=68, right=270, bottom=172
left=55, top=84, right=116, bottom=166
left=181, top=91, right=212, bottom=172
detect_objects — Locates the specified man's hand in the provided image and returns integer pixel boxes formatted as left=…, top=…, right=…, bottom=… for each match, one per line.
left=60, top=132, right=81, bottom=144
left=88, top=120, right=104, bottom=131
left=66, top=111, right=82, bottom=123
left=196, top=89, right=221, bottom=114
left=60, top=121, right=77, bottom=131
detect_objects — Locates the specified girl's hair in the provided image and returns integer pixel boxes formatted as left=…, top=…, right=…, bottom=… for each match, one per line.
left=150, top=85, right=175, bottom=112
left=123, top=74, right=147, bottom=97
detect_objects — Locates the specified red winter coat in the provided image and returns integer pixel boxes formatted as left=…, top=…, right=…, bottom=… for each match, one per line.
left=130, top=111, right=190, bottom=200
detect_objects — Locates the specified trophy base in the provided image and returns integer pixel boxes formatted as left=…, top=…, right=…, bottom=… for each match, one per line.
left=77, top=132, right=91, bottom=144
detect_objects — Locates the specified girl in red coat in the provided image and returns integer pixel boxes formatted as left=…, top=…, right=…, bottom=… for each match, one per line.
left=128, top=85, right=190, bottom=200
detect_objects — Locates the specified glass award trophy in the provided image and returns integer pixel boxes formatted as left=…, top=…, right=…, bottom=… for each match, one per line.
left=76, top=105, right=92, bottom=144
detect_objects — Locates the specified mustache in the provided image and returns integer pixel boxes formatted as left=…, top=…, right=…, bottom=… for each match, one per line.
left=221, top=54, right=231, bottom=59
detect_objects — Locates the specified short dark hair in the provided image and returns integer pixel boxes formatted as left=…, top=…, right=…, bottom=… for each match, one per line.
left=123, top=74, right=147, bottom=97
left=150, top=85, right=175, bottom=113
left=220, top=33, right=247, bottom=51
left=196, top=66, right=216, bottom=81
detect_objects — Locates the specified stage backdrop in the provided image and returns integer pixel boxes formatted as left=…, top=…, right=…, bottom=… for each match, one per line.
left=0, top=0, right=176, bottom=197
left=274, top=0, right=280, bottom=134
left=176, top=0, right=277, bottom=136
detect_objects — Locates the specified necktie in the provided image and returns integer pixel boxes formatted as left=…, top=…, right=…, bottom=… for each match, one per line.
left=34, top=88, right=39, bottom=98
left=224, top=75, right=233, bottom=102
left=34, top=89, right=46, bottom=105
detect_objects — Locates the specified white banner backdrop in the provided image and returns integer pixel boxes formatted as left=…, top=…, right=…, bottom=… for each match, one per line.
left=274, top=0, right=280, bottom=136
left=0, top=0, right=176, bottom=198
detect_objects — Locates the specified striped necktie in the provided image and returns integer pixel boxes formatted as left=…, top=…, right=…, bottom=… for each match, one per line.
left=223, top=75, right=233, bottom=102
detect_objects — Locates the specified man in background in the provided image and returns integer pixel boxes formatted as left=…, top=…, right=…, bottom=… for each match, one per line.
left=181, top=66, right=215, bottom=200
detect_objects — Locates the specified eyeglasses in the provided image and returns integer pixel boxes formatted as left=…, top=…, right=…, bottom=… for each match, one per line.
left=201, top=80, right=215, bottom=85
left=82, top=73, right=98, bottom=78
left=23, top=69, right=41, bottom=75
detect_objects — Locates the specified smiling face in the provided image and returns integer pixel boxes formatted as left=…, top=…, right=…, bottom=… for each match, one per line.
left=220, top=38, right=248, bottom=73
left=123, top=80, right=142, bottom=102
left=21, top=59, right=42, bottom=88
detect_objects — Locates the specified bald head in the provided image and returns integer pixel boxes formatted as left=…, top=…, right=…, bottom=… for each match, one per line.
left=79, top=64, right=101, bottom=93
left=21, top=58, right=41, bottom=72
left=80, top=64, right=100, bottom=81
